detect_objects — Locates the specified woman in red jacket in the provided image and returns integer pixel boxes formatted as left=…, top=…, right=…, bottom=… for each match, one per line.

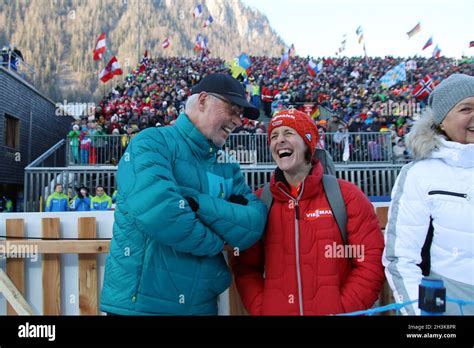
left=231, top=109, right=385, bottom=315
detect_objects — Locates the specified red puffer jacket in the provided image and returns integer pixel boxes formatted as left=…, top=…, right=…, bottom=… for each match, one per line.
left=231, top=162, right=385, bottom=315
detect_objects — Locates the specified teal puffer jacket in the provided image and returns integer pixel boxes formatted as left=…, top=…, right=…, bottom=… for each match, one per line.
left=100, top=114, right=267, bottom=315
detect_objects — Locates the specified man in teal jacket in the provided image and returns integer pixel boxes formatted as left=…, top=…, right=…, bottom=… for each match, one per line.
left=100, top=74, right=267, bottom=315
left=45, top=184, right=69, bottom=212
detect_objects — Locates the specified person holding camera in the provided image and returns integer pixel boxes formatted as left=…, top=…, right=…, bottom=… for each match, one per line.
left=72, top=186, right=91, bottom=211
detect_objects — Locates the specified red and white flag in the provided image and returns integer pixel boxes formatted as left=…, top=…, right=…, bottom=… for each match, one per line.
left=162, top=38, right=170, bottom=49
left=99, top=56, right=123, bottom=83
left=93, top=33, right=106, bottom=61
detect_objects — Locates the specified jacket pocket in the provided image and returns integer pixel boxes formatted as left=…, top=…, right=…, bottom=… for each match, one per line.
left=428, top=190, right=469, bottom=200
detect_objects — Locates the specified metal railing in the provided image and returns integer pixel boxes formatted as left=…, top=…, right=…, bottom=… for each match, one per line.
left=241, top=163, right=402, bottom=195
left=66, top=134, right=128, bottom=166
left=323, top=132, right=393, bottom=163
left=24, top=163, right=403, bottom=212
left=25, top=139, right=67, bottom=169
left=0, top=50, right=36, bottom=83
left=24, top=167, right=117, bottom=212
left=65, top=132, right=400, bottom=166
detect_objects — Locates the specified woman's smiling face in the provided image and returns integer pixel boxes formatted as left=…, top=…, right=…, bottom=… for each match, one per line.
left=270, top=126, right=308, bottom=173
left=441, top=97, right=474, bottom=144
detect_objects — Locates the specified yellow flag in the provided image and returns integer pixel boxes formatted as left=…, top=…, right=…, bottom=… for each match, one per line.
left=311, top=106, right=320, bottom=119
left=228, top=58, right=247, bottom=79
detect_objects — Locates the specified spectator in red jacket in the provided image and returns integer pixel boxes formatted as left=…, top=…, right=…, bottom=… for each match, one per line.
left=261, top=84, right=276, bottom=118
left=231, top=109, right=385, bottom=315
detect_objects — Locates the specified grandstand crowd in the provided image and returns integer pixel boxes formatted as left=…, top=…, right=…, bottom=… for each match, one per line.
left=77, top=55, right=474, bottom=132
left=66, top=54, right=472, bottom=166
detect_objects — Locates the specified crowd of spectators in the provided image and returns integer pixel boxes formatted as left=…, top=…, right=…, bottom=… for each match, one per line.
left=45, top=183, right=117, bottom=212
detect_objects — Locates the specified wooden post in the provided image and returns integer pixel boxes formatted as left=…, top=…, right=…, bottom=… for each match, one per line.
left=6, top=219, right=26, bottom=315
left=42, top=218, right=61, bottom=315
left=376, top=206, right=389, bottom=231
left=78, top=217, right=99, bottom=315
left=375, top=206, right=394, bottom=312
left=229, top=277, right=248, bottom=315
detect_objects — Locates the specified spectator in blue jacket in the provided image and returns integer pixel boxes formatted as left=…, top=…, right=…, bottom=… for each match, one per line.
left=72, top=186, right=91, bottom=211
left=100, top=73, right=267, bottom=316
left=45, top=184, right=69, bottom=212
left=91, top=186, right=112, bottom=210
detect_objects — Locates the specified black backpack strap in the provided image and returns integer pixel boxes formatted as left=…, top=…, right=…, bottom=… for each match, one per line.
left=260, top=183, right=273, bottom=213
left=322, top=174, right=348, bottom=245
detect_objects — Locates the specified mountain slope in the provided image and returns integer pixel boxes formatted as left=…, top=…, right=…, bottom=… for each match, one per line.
left=0, top=0, right=285, bottom=101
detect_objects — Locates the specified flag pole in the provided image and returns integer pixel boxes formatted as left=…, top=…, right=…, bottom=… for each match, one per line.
left=363, top=43, right=368, bottom=65
left=137, top=0, right=140, bottom=64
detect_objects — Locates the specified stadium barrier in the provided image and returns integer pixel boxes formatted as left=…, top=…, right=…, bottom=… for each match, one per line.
left=65, top=132, right=402, bottom=166
left=23, top=164, right=402, bottom=212
left=0, top=205, right=391, bottom=316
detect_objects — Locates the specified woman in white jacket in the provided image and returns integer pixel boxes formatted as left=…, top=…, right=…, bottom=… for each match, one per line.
left=383, top=74, right=474, bottom=315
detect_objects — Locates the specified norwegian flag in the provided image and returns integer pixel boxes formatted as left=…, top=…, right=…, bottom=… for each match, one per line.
left=162, top=38, right=170, bottom=49
left=412, top=75, right=435, bottom=100
left=203, top=15, right=213, bottom=27
left=138, top=50, right=149, bottom=73
left=93, top=33, right=106, bottom=61
left=99, top=56, right=123, bottom=83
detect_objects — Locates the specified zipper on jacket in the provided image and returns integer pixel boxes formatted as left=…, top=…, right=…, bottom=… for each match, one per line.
left=278, top=180, right=305, bottom=315
left=294, top=201, right=300, bottom=220
left=428, top=190, right=469, bottom=200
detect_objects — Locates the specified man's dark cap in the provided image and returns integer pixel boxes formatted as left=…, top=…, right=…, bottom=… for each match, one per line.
left=191, top=73, right=259, bottom=120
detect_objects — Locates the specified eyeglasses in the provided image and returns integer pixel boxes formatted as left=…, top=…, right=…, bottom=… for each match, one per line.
left=207, top=93, right=244, bottom=119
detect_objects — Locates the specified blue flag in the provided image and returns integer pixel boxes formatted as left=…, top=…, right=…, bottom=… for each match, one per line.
left=380, top=62, right=406, bottom=88
left=238, top=53, right=252, bottom=69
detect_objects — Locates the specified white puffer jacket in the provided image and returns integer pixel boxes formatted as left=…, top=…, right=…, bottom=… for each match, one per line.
left=383, top=111, right=474, bottom=315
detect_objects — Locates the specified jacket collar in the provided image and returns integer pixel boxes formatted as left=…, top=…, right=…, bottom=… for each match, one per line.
left=175, top=113, right=220, bottom=161
left=270, top=160, right=324, bottom=202
left=94, top=194, right=110, bottom=201
left=431, top=139, right=474, bottom=168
